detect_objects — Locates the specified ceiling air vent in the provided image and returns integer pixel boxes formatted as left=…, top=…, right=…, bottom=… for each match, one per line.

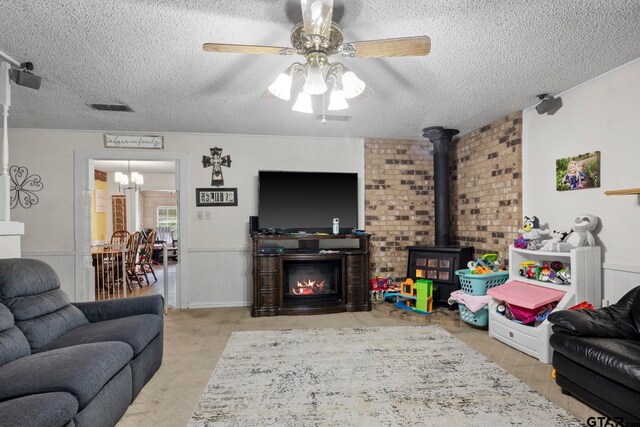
left=87, top=103, right=134, bottom=112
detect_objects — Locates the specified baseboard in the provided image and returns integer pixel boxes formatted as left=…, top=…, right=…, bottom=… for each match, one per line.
left=188, top=302, right=251, bottom=309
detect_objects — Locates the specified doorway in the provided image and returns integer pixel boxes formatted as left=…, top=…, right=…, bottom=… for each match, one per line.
left=92, top=160, right=178, bottom=306
left=74, top=150, right=189, bottom=308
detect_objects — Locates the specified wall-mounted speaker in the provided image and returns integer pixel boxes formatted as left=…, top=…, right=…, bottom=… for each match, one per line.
left=9, top=69, right=42, bottom=90
left=249, top=216, right=259, bottom=235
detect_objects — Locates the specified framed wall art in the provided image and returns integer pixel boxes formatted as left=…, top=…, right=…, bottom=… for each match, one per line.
left=556, top=151, right=600, bottom=191
left=196, top=188, right=238, bottom=207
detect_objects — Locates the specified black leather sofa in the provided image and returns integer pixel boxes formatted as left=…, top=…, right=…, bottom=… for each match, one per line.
left=548, top=287, right=640, bottom=424
left=0, top=258, right=164, bottom=427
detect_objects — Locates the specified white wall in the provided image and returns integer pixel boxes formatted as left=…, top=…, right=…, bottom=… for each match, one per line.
left=524, top=57, right=640, bottom=304
left=8, top=129, right=364, bottom=307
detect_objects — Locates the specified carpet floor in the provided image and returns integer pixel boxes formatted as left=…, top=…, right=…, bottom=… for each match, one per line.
left=189, top=326, right=582, bottom=426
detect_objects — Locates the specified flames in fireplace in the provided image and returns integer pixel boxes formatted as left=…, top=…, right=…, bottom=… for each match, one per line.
left=291, top=279, right=330, bottom=295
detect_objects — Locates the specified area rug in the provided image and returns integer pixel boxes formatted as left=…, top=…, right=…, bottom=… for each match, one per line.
left=189, top=326, right=580, bottom=426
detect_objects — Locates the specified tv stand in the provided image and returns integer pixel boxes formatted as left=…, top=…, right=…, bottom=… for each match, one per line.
left=251, top=233, right=371, bottom=317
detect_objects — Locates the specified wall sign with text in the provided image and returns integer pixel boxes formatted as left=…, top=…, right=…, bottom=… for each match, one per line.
left=196, top=188, right=238, bottom=207
left=104, top=134, right=164, bottom=149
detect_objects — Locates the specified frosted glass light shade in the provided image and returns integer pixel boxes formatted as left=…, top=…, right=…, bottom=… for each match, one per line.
left=114, top=172, right=124, bottom=184
left=341, top=71, right=365, bottom=99
left=303, top=66, right=327, bottom=95
left=131, top=172, right=144, bottom=185
left=120, top=174, right=129, bottom=186
left=292, top=92, right=313, bottom=113
left=268, top=72, right=293, bottom=100
left=328, top=89, right=348, bottom=111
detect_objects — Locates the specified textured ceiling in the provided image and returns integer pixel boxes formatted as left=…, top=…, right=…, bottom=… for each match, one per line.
left=1, top=0, right=639, bottom=139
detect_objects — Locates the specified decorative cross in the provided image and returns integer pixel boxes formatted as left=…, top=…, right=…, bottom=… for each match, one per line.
left=202, top=147, right=231, bottom=187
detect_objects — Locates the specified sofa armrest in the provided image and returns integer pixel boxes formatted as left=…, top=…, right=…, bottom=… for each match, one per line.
left=549, top=286, right=640, bottom=339
left=548, top=305, right=640, bottom=339
left=73, top=295, right=163, bottom=322
left=0, top=342, right=133, bottom=407
left=0, top=393, right=78, bottom=427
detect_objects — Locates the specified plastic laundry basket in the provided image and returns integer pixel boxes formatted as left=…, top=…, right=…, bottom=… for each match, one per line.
left=458, top=304, right=489, bottom=327
left=455, top=269, right=509, bottom=296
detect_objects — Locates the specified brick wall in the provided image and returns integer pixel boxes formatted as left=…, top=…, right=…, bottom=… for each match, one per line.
left=364, top=111, right=522, bottom=280
left=451, top=112, right=523, bottom=259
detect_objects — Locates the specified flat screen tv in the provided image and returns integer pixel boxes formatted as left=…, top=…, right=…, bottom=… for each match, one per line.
left=258, top=171, right=358, bottom=234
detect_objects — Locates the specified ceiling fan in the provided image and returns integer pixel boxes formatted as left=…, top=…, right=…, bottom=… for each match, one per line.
left=202, top=0, right=431, bottom=114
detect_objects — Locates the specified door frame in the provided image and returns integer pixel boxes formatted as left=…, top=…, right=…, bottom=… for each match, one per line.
left=73, top=149, right=189, bottom=308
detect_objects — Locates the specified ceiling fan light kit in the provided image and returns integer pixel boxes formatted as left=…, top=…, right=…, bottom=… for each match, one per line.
left=267, top=71, right=293, bottom=101
left=203, top=0, right=431, bottom=115
left=340, top=70, right=365, bottom=99
left=292, top=91, right=313, bottom=113
left=328, top=87, right=348, bottom=111
left=302, top=63, right=328, bottom=95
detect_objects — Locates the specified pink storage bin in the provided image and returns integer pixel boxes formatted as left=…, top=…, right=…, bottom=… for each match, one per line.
left=486, top=280, right=565, bottom=309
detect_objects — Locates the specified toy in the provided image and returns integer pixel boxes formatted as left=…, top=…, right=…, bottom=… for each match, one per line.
left=540, top=214, right=599, bottom=252
left=538, top=230, right=570, bottom=251
left=467, top=253, right=500, bottom=274
left=569, top=301, right=595, bottom=310
left=555, top=269, right=571, bottom=284
left=384, top=278, right=433, bottom=314
left=369, top=277, right=389, bottom=301
left=535, top=265, right=555, bottom=282
left=514, top=216, right=550, bottom=249
left=386, top=280, right=400, bottom=294
left=414, top=279, right=433, bottom=313
left=519, top=261, right=538, bottom=277
left=524, top=265, right=538, bottom=280
left=400, top=278, right=415, bottom=297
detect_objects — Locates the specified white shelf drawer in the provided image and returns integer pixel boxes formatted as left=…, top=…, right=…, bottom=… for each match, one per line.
left=490, top=315, right=539, bottom=353
left=488, top=307, right=554, bottom=363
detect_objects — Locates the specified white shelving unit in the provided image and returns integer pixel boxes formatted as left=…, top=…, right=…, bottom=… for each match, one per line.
left=488, top=246, right=601, bottom=363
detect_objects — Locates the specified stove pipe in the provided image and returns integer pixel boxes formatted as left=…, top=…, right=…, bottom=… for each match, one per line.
left=422, top=126, right=460, bottom=247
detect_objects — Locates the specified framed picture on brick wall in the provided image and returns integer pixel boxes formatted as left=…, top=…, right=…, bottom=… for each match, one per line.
left=556, top=151, right=600, bottom=191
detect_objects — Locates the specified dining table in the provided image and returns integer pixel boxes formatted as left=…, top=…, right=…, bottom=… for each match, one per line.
left=91, top=246, right=127, bottom=295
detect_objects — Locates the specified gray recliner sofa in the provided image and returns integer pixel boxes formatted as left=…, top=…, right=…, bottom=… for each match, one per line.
left=0, top=258, right=163, bottom=427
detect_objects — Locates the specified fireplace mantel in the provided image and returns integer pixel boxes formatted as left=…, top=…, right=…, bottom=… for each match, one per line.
left=251, top=233, right=371, bottom=317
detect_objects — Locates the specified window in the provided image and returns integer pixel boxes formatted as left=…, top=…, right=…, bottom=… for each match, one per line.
left=157, top=206, right=178, bottom=234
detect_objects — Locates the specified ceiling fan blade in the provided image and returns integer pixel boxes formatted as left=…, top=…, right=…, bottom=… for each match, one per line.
left=346, top=36, right=431, bottom=58
left=202, top=43, right=293, bottom=55
left=301, top=0, right=334, bottom=39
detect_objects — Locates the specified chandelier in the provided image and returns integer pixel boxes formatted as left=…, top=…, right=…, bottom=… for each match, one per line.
left=114, top=161, right=144, bottom=192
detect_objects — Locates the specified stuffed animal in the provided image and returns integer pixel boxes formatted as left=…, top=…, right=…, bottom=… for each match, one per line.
left=538, top=229, right=570, bottom=251
left=514, top=216, right=550, bottom=249
left=540, top=214, right=599, bottom=252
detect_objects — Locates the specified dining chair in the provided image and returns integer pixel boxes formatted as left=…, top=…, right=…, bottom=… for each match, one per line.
left=111, top=229, right=130, bottom=246
left=126, top=231, right=143, bottom=290
left=136, top=229, right=158, bottom=285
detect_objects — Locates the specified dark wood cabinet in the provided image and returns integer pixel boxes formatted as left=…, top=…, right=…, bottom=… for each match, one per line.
left=251, top=234, right=371, bottom=317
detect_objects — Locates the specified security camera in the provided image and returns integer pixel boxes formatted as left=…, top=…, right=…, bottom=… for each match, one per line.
left=535, top=94, right=562, bottom=115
